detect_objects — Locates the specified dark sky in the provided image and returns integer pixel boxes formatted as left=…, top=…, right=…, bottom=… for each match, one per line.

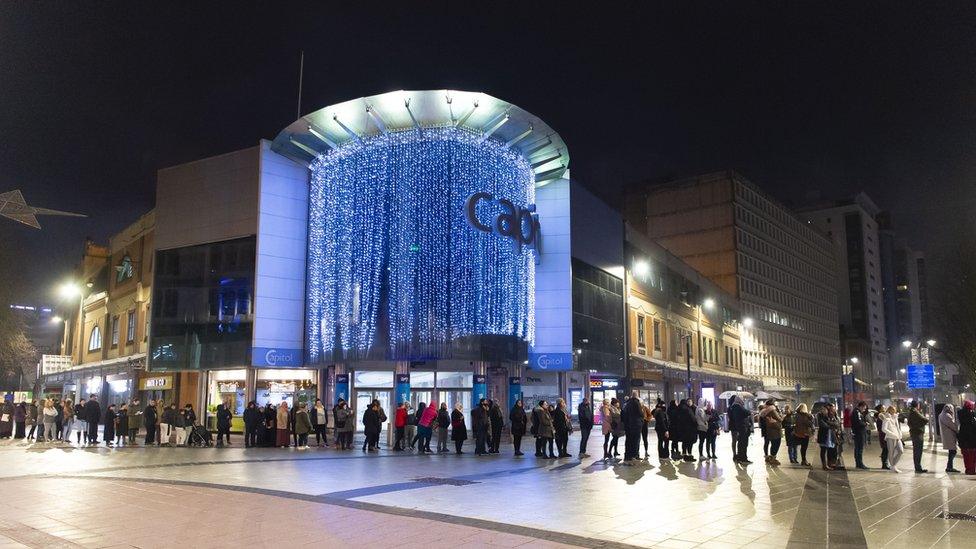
left=2, top=2, right=974, bottom=304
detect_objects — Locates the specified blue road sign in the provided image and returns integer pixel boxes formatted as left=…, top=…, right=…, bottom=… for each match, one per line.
left=907, top=364, right=935, bottom=389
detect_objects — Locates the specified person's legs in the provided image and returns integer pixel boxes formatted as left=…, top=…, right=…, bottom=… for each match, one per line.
left=536, top=435, right=544, bottom=456
left=880, top=438, right=889, bottom=467
left=799, top=438, right=810, bottom=464
left=455, top=439, right=463, bottom=454
left=393, top=426, right=404, bottom=450
left=697, top=431, right=706, bottom=457
left=641, top=424, right=649, bottom=458
left=912, top=436, right=924, bottom=471
left=854, top=431, right=865, bottom=467
left=88, top=421, right=98, bottom=443
left=763, top=436, right=770, bottom=456
left=610, top=434, right=620, bottom=457
left=513, top=433, right=522, bottom=454
left=603, top=433, right=611, bottom=459
left=492, top=428, right=502, bottom=453
left=580, top=425, right=591, bottom=456
left=947, top=449, right=958, bottom=472
left=820, top=445, right=829, bottom=468
left=828, top=447, right=838, bottom=467
left=707, top=433, right=717, bottom=457
left=769, top=438, right=781, bottom=463
left=657, top=432, right=668, bottom=459
left=731, top=431, right=739, bottom=459
left=738, top=433, right=750, bottom=461
left=546, top=437, right=555, bottom=457
left=963, top=448, right=976, bottom=474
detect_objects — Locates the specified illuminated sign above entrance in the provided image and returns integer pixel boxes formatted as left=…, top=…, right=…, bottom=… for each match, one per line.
left=465, top=192, right=541, bottom=253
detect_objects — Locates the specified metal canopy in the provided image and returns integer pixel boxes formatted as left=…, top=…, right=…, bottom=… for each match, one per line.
left=271, top=89, right=569, bottom=186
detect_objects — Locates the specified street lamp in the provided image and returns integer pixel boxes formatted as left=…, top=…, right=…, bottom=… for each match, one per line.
left=742, top=317, right=754, bottom=328
left=703, top=298, right=715, bottom=310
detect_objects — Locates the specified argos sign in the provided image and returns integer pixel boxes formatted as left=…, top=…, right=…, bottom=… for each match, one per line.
left=465, top=192, right=541, bottom=253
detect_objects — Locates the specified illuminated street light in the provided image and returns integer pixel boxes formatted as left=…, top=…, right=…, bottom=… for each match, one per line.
left=742, top=317, right=754, bottom=328
left=926, top=339, right=937, bottom=347
left=899, top=368, right=906, bottom=374
left=902, top=340, right=912, bottom=348
left=702, top=298, right=716, bottom=310
left=58, top=282, right=82, bottom=299
left=850, top=357, right=858, bottom=364
left=633, top=260, right=649, bottom=277
left=50, top=315, right=62, bottom=323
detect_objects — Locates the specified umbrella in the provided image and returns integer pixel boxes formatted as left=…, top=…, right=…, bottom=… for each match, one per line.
left=719, top=390, right=754, bottom=400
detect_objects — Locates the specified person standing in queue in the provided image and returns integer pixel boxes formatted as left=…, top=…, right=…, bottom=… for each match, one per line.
left=216, top=403, right=232, bottom=446
left=608, top=398, right=623, bottom=460
left=510, top=400, right=527, bottom=456
left=436, top=402, right=451, bottom=453
left=537, top=401, right=556, bottom=459
left=242, top=401, right=259, bottom=448
left=143, top=399, right=157, bottom=445
left=451, top=402, right=467, bottom=454
left=552, top=398, right=572, bottom=458
left=851, top=401, right=870, bottom=469
left=793, top=404, right=813, bottom=466
left=653, top=399, right=670, bottom=461
left=334, top=399, right=353, bottom=450
left=728, top=395, right=752, bottom=464
left=957, top=400, right=976, bottom=475
left=601, top=399, right=613, bottom=460
left=393, top=401, right=408, bottom=451
left=621, top=391, right=644, bottom=465
left=127, top=397, right=142, bottom=445
left=488, top=399, right=504, bottom=454
left=875, top=404, right=889, bottom=469
left=276, top=402, right=290, bottom=448
left=362, top=401, right=380, bottom=452
left=880, top=405, right=905, bottom=473
left=116, top=403, right=128, bottom=446
left=472, top=398, right=490, bottom=456
left=294, top=403, right=312, bottom=450
left=907, top=400, right=929, bottom=473
left=939, top=404, right=960, bottom=473
left=577, top=397, right=593, bottom=459
left=705, top=400, right=720, bottom=459
left=104, top=404, right=117, bottom=446
left=84, top=394, right=101, bottom=444
left=311, top=399, right=329, bottom=448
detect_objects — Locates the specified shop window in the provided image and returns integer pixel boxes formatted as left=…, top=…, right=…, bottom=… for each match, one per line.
left=126, top=311, right=136, bottom=343
left=111, top=316, right=120, bottom=348
left=436, top=371, right=473, bottom=388
left=411, top=371, right=436, bottom=388
left=88, top=325, right=102, bottom=352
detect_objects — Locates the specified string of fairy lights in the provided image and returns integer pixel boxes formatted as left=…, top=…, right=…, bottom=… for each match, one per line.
left=306, top=127, right=535, bottom=362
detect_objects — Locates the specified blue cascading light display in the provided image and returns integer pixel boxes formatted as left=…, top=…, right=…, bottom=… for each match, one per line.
left=306, top=128, right=535, bottom=362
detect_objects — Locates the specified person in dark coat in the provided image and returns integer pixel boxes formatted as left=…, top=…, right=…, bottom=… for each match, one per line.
left=410, top=403, right=426, bottom=450
left=577, top=397, right=594, bottom=458
left=488, top=400, right=504, bottom=454
left=84, top=394, right=101, bottom=444
left=666, top=400, right=681, bottom=459
left=116, top=404, right=129, bottom=446
left=621, top=392, right=644, bottom=464
left=242, top=401, right=259, bottom=447
left=362, top=402, right=381, bottom=452
left=104, top=404, right=117, bottom=446
left=262, top=404, right=277, bottom=447
left=851, top=401, right=869, bottom=469
left=552, top=398, right=572, bottom=458
left=289, top=403, right=298, bottom=448
left=958, top=400, right=976, bottom=475
left=653, top=399, right=671, bottom=461
left=216, top=403, right=232, bottom=446
left=54, top=399, right=64, bottom=441
left=13, top=402, right=27, bottom=439
left=471, top=398, right=490, bottom=455
left=680, top=399, right=699, bottom=461
left=451, top=403, right=467, bottom=454
left=728, top=396, right=753, bottom=463
left=509, top=400, right=527, bottom=456
left=0, top=399, right=14, bottom=438
left=143, top=400, right=158, bottom=445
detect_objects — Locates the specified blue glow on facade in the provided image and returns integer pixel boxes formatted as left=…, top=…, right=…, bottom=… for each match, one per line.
left=306, top=128, right=535, bottom=362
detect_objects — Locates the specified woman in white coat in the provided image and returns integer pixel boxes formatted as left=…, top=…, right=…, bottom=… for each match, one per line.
left=939, top=404, right=960, bottom=473
left=881, top=405, right=904, bottom=473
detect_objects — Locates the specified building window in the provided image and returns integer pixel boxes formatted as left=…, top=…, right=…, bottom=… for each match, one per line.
left=111, top=316, right=120, bottom=347
left=652, top=320, right=661, bottom=351
left=145, top=305, right=150, bottom=342
left=636, top=314, right=646, bottom=349
left=676, top=330, right=683, bottom=357
left=88, top=325, right=102, bottom=352
left=127, top=311, right=136, bottom=343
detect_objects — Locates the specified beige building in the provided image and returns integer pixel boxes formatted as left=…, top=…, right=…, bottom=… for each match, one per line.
left=626, top=171, right=841, bottom=396
left=624, top=226, right=752, bottom=406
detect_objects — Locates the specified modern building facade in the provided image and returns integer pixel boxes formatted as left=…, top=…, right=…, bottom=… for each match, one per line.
left=800, top=193, right=889, bottom=401
left=626, top=170, right=841, bottom=397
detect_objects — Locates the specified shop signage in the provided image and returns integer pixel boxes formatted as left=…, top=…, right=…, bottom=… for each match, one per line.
left=116, top=254, right=134, bottom=283
left=465, top=192, right=541, bottom=253
left=140, top=376, right=173, bottom=390
left=395, top=374, right=411, bottom=406
left=527, top=352, right=574, bottom=371
left=335, top=374, right=349, bottom=404
left=252, top=347, right=302, bottom=367
left=590, top=378, right=620, bottom=389
left=508, top=377, right=522, bottom=410
left=473, top=374, right=487, bottom=403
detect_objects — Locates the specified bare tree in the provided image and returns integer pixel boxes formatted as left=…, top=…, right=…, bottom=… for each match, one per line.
left=0, top=296, right=37, bottom=391
left=933, top=245, right=976, bottom=385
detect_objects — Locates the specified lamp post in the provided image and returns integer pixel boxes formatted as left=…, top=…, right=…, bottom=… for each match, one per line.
left=841, top=357, right=858, bottom=406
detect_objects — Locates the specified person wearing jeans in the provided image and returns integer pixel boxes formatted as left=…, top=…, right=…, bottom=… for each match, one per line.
left=907, top=401, right=929, bottom=473
left=61, top=400, right=75, bottom=443
left=653, top=400, right=670, bottom=460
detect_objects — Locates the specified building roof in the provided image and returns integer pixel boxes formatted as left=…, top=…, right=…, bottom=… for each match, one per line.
left=271, top=89, right=568, bottom=186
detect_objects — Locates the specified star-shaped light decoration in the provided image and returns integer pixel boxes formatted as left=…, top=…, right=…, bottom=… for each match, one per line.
left=0, top=190, right=86, bottom=229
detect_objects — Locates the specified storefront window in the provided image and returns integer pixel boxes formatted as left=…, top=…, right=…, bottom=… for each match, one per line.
left=353, top=371, right=393, bottom=388
left=411, top=371, right=436, bottom=388
left=107, top=377, right=131, bottom=407
left=436, top=371, right=473, bottom=388
left=256, top=369, right=317, bottom=409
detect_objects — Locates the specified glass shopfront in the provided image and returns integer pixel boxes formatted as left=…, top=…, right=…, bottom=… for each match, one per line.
left=106, top=374, right=133, bottom=407
left=352, top=371, right=393, bottom=435
left=256, top=369, right=317, bottom=409
left=590, top=376, right=620, bottom=425
left=206, top=369, right=247, bottom=431
left=405, top=371, right=473, bottom=413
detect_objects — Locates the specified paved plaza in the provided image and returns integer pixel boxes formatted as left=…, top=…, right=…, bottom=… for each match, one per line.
left=1, top=431, right=975, bottom=549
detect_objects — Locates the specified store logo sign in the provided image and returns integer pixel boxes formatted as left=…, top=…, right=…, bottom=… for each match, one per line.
left=527, top=352, right=574, bottom=371
left=465, top=192, right=541, bottom=253
left=252, top=347, right=302, bottom=367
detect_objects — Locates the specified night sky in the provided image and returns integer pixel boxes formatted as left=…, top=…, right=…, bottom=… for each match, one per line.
left=1, top=3, right=974, bottom=305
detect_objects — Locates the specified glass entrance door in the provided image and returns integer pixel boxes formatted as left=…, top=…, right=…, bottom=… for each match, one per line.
left=354, top=390, right=391, bottom=436
left=438, top=390, right=471, bottom=416
left=410, top=390, right=433, bottom=412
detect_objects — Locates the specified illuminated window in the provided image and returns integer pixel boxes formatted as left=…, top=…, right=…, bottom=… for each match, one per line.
left=111, top=316, right=120, bottom=347
left=126, top=311, right=136, bottom=343
left=636, top=315, right=646, bottom=348
left=88, top=325, right=102, bottom=352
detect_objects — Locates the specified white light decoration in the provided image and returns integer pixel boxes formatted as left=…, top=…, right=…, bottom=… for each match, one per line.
left=306, top=127, right=535, bottom=362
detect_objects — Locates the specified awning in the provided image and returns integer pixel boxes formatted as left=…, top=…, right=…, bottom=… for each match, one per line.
left=629, top=354, right=757, bottom=384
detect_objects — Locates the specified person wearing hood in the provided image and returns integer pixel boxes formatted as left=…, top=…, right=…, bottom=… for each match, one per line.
left=957, top=400, right=976, bottom=474
left=667, top=400, right=681, bottom=459
left=621, top=392, right=644, bottom=464
left=451, top=402, right=467, bottom=454
left=276, top=402, right=290, bottom=448
left=677, top=399, right=698, bottom=461
left=419, top=400, right=439, bottom=453
left=509, top=400, right=527, bottom=456
left=940, top=404, right=960, bottom=473
left=472, top=398, right=490, bottom=456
